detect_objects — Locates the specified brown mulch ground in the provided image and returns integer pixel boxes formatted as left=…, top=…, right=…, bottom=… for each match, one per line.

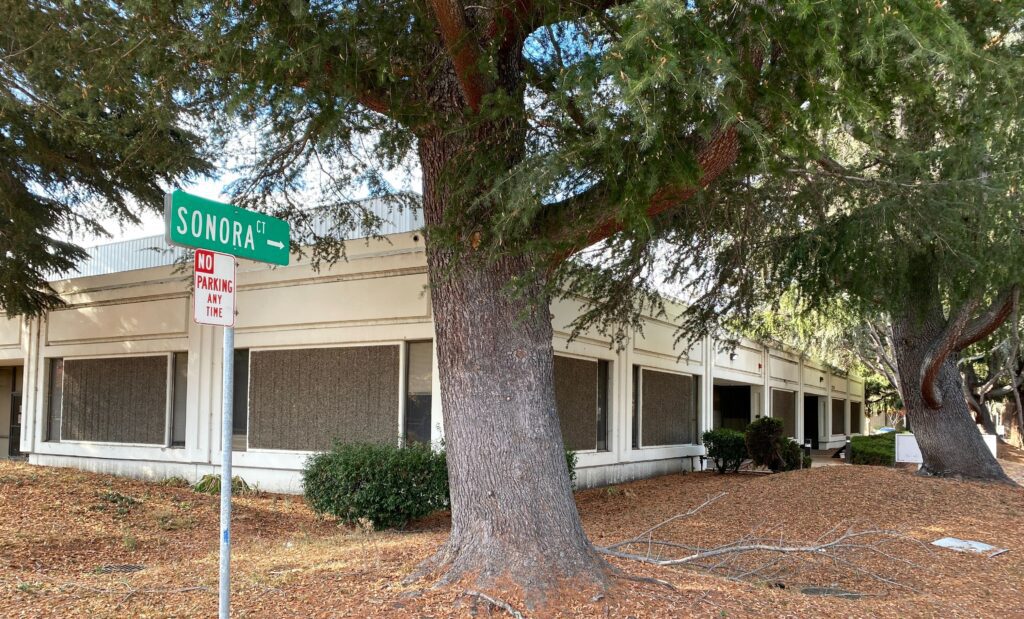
left=1, top=455, right=1023, bottom=618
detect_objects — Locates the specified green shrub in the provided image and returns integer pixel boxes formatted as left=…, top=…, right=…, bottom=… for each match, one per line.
left=702, top=429, right=746, bottom=473
left=778, top=438, right=812, bottom=471
left=851, top=433, right=895, bottom=466
left=745, top=417, right=786, bottom=471
left=302, top=442, right=449, bottom=529
left=564, top=449, right=578, bottom=488
left=303, top=443, right=579, bottom=529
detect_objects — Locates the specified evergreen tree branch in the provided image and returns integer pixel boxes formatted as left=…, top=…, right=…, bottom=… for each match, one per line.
left=524, top=1, right=630, bottom=34
left=428, top=0, right=490, bottom=113
left=540, top=125, right=740, bottom=257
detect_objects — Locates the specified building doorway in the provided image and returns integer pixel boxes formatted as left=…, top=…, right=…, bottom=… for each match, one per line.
left=1, top=366, right=23, bottom=458
left=714, top=383, right=752, bottom=431
left=803, top=394, right=821, bottom=449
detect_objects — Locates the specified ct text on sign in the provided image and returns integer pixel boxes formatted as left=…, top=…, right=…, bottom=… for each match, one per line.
left=165, top=190, right=290, bottom=265
left=194, top=250, right=236, bottom=327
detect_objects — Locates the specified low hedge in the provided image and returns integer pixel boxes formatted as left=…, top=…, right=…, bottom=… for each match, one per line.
left=851, top=433, right=896, bottom=466
left=702, top=429, right=746, bottom=473
left=303, top=442, right=579, bottom=529
left=302, top=442, right=449, bottom=529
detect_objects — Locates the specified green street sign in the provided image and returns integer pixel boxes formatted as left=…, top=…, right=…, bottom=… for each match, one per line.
left=164, top=190, right=290, bottom=265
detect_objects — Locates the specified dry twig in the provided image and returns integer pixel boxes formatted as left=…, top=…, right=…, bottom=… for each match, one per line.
left=464, top=589, right=525, bottom=619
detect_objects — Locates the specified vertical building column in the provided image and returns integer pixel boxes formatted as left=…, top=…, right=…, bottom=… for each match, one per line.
left=186, top=316, right=207, bottom=462
left=824, top=369, right=833, bottom=440
left=701, top=335, right=714, bottom=438
left=22, top=317, right=39, bottom=455
left=429, top=336, right=444, bottom=446
left=845, top=375, right=852, bottom=435
left=397, top=341, right=408, bottom=446
left=208, top=322, right=225, bottom=464
left=761, top=345, right=771, bottom=419
left=795, top=355, right=805, bottom=445
left=618, top=333, right=634, bottom=461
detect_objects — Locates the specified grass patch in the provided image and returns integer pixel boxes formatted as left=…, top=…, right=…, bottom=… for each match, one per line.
left=192, top=474, right=258, bottom=496
left=93, top=491, right=141, bottom=517
left=159, top=476, right=191, bottom=488
left=154, top=511, right=197, bottom=531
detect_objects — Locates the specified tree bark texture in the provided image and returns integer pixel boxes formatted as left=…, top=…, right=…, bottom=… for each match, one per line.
left=892, top=263, right=1011, bottom=482
left=415, top=127, right=608, bottom=599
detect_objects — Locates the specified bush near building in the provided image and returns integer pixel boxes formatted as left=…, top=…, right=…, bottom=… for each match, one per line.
left=302, top=442, right=450, bottom=529
left=851, top=433, right=896, bottom=466
left=702, top=429, right=746, bottom=473
left=778, top=437, right=813, bottom=471
left=745, top=417, right=791, bottom=472
left=302, top=442, right=578, bottom=529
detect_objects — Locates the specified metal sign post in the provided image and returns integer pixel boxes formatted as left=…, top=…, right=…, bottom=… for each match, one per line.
left=165, top=191, right=289, bottom=619
left=219, top=324, right=233, bottom=619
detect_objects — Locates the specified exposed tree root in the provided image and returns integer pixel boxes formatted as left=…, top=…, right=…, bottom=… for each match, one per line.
left=463, top=590, right=525, bottom=619
left=407, top=537, right=615, bottom=612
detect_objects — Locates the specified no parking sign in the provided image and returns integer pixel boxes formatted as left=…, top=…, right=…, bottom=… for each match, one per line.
left=193, top=249, right=236, bottom=327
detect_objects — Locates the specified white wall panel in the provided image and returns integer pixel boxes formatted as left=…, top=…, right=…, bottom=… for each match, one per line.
left=803, top=365, right=827, bottom=391
left=769, top=354, right=800, bottom=384
left=236, top=273, right=430, bottom=329
left=633, top=318, right=702, bottom=361
left=47, top=297, right=189, bottom=344
left=0, top=318, right=21, bottom=348
left=713, top=341, right=763, bottom=378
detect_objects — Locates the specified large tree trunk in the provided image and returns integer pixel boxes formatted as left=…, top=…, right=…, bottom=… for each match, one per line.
left=415, top=130, right=608, bottom=603
left=891, top=262, right=1010, bottom=482
left=1005, top=400, right=1024, bottom=449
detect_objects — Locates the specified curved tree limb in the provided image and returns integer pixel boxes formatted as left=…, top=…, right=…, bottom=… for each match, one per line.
left=920, top=286, right=1020, bottom=409
left=957, top=286, right=1020, bottom=351
left=428, top=0, right=490, bottom=113
left=540, top=125, right=740, bottom=257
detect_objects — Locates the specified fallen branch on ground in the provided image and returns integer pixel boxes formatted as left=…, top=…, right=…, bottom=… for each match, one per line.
left=599, top=498, right=929, bottom=593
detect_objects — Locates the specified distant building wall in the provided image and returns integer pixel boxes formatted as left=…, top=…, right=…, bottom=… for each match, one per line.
left=21, top=231, right=865, bottom=491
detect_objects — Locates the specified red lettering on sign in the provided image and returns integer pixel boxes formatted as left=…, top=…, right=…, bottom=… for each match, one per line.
left=195, top=249, right=215, bottom=274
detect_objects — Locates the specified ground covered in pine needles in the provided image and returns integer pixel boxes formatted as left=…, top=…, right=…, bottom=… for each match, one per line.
left=1, top=452, right=1023, bottom=618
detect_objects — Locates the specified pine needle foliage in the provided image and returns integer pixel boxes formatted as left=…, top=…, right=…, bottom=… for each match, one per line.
left=1, top=2, right=210, bottom=314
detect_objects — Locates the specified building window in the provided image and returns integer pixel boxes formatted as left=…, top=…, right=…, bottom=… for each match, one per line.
left=633, top=367, right=698, bottom=448
left=232, top=349, right=249, bottom=451
left=850, top=401, right=863, bottom=434
left=831, top=398, right=846, bottom=436
left=632, top=365, right=640, bottom=449
left=404, top=341, right=432, bottom=444
left=47, top=358, right=64, bottom=442
left=60, top=356, right=169, bottom=444
left=171, top=352, right=188, bottom=447
left=247, top=345, right=400, bottom=451
left=553, top=355, right=610, bottom=452
left=771, top=389, right=797, bottom=438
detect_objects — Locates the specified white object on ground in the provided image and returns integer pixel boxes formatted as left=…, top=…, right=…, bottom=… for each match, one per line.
left=932, top=537, right=1008, bottom=558
left=895, top=433, right=998, bottom=464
